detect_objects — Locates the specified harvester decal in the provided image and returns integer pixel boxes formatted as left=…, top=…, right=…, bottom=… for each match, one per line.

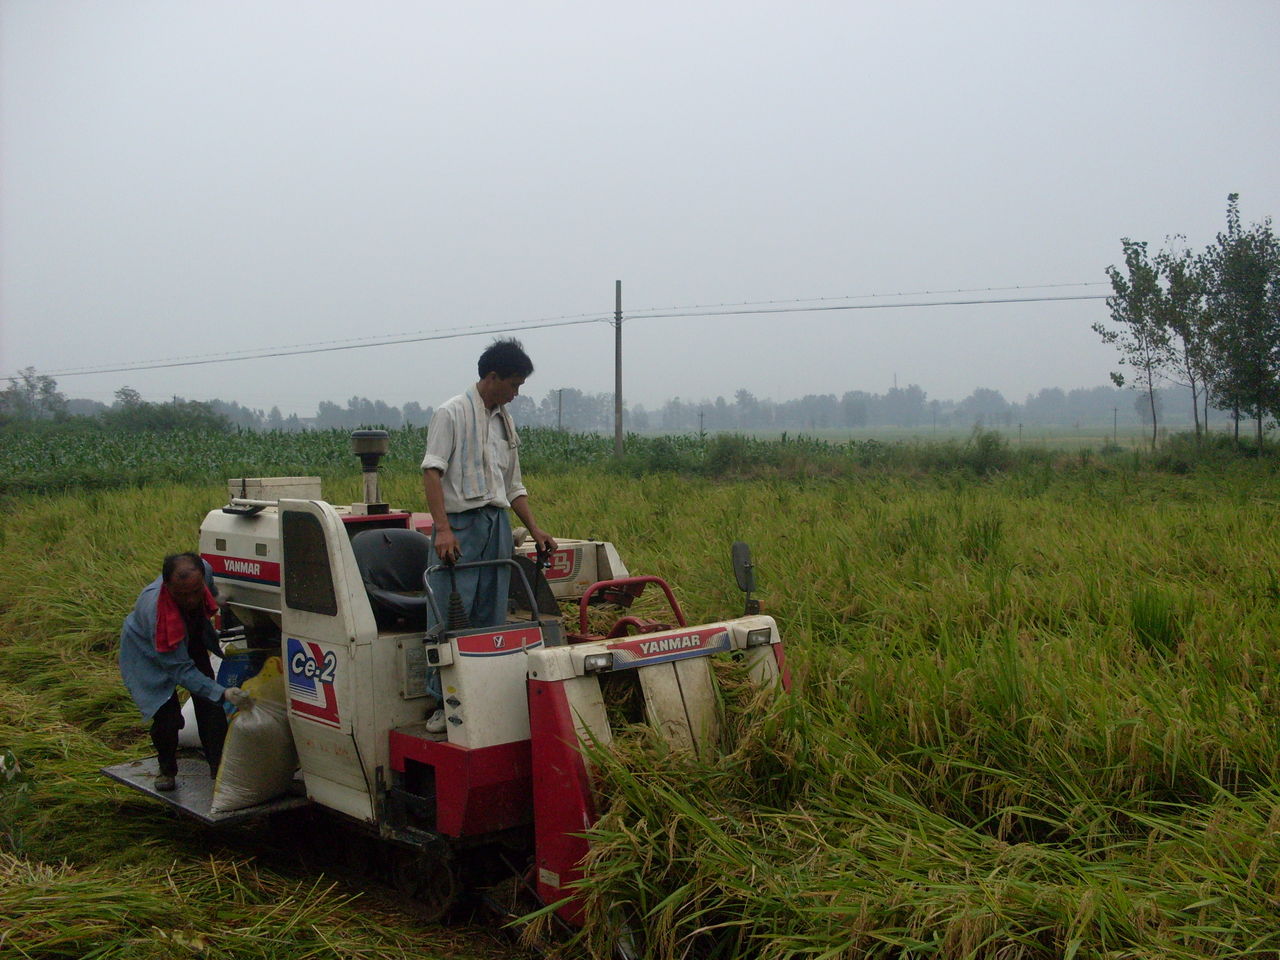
left=541, top=548, right=580, bottom=582
left=202, top=553, right=281, bottom=586
left=455, top=626, right=544, bottom=658
left=286, top=637, right=341, bottom=727
left=607, top=627, right=731, bottom=668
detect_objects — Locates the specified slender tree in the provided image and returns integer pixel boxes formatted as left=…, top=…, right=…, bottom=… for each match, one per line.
left=1096, top=240, right=1171, bottom=449
left=1154, top=243, right=1212, bottom=439
left=1199, top=195, right=1280, bottom=449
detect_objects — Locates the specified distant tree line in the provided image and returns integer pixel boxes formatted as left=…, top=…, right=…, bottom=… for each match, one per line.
left=0, top=367, right=1224, bottom=438
left=1095, top=194, right=1280, bottom=448
left=1, top=376, right=233, bottom=432
left=639, top=384, right=1209, bottom=434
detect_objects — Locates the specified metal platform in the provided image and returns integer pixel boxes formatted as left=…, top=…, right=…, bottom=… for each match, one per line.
left=396, top=719, right=448, bottom=742
left=101, top=755, right=310, bottom=826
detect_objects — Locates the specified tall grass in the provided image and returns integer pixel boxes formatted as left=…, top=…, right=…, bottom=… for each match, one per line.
left=3, top=461, right=1280, bottom=956
left=0, top=851, right=447, bottom=960
left=0, top=486, right=517, bottom=960
left=528, top=466, right=1280, bottom=957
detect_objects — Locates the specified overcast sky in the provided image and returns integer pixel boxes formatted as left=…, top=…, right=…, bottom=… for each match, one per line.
left=3, top=1, right=1278, bottom=416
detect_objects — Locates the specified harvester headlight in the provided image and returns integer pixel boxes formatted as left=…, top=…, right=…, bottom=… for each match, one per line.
left=745, top=627, right=773, bottom=648
left=583, top=652, right=614, bottom=674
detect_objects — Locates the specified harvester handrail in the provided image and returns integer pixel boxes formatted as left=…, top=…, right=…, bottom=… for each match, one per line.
left=578, top=576, right=688, bottom=632
left=423, top=558, right=542, bottom=628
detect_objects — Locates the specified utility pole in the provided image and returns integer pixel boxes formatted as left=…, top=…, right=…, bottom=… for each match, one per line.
left=614, top=280, right=623, bottom=457
left=1113, top=407, right=1118, bottom=447
left=557, top=388, right=563, bottom=431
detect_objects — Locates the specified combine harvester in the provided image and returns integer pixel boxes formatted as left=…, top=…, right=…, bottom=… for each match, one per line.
left=104, top=431, right=790, bottom=937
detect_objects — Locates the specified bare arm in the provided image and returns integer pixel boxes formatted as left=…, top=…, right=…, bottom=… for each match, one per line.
left=422, top=469, right=459, bottom=562
left=510, top=494, right=556, bottom=553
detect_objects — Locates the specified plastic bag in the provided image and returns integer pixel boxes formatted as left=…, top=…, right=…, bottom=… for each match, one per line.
left=210, top=657, right=298, bottom=814
left=177, top=652, right=223, bottom=748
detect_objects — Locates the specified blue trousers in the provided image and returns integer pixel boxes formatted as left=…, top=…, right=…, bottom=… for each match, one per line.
left=427, top=505, right=512, bottom=630
left=426, top=506, right=511, bottom=704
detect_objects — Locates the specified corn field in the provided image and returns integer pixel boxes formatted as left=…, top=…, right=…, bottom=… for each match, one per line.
left=0, top=423, right=1116, bottom=495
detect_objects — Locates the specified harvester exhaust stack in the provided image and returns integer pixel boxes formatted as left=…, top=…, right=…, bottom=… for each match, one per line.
left=350, top=430, right=391, bottom=514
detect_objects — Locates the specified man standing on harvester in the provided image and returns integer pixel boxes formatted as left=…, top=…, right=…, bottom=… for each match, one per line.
left=118, top=553, right=250, bottom=792
left=420, top=338, right=557, bottom=725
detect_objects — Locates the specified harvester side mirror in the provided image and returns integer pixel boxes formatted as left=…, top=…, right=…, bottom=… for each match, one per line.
left=731, top=541, right=760, bottom=616
left=731, top=541, right=755, bottom=593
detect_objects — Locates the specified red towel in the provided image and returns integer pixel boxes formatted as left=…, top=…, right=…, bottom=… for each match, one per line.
left=154, top=583, right=218, bottom=652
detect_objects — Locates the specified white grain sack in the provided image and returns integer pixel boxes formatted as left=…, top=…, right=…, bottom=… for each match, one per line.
left=210, top=697, right=298, bottom=814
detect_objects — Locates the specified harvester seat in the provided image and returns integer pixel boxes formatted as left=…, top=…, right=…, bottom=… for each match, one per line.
left=350, top=528, right=434, bottom=629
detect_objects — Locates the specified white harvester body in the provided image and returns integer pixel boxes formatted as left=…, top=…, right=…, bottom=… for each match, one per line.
left=105, top=446, right=789, bottom=930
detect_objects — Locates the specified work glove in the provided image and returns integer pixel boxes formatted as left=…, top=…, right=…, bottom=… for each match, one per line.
left=223, top=686, right=252, bottom=709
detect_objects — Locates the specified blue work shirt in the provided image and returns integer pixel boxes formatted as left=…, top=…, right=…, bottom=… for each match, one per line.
left=118, top=571, right=225, bottom=720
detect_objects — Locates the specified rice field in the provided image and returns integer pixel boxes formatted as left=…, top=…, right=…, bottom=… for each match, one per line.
left=2, top=443, right=1279, bottom=958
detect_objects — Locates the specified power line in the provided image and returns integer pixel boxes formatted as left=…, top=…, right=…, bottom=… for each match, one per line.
left=625, top=280, right=1108, bottom=314
left=32, top=279, right=1109, bottom=378
left=630, top=293, right=1108, bottom=321
left=35, top=311, right=618, bottom=377
left=31, top=315, right=611, bottom=379
left=11, top=284, right=1110, bottom=381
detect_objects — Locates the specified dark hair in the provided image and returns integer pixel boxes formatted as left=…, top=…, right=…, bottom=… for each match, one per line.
left=478, top=338, right=533, bottom=380
left=162, top=552, right=204, bottom=583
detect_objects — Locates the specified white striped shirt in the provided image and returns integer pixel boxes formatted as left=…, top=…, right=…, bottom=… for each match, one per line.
left=420, top=387, right=526, bottom=513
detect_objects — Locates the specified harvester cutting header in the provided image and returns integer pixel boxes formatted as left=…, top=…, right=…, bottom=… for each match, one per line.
left=105, top=428, right=790, bottom=934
